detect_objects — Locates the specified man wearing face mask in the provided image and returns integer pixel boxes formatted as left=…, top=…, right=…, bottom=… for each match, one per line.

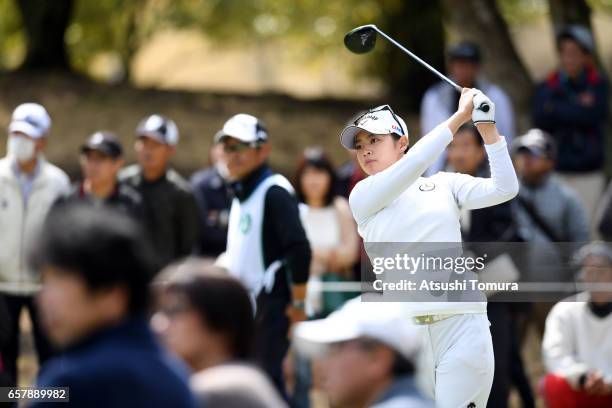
left=0, top=102, right=70, bottom=386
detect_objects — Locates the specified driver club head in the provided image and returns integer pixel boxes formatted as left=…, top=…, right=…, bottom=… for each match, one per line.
left=344, top=24, right=378, bottom=54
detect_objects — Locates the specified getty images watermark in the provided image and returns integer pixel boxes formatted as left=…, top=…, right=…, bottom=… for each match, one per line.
left=370, top=252, right=519, bottom=293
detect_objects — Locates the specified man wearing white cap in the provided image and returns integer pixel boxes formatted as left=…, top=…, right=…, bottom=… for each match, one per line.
left=120, top=114, right=200, bottom=267
left=215, top=113, right=311, bottom=397
left=294, top=297, right=433, bottom=407
left=0, top=102, right=70, bottom=385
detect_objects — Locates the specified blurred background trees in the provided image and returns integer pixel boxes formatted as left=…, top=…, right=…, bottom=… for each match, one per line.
left=1, top=0, right=612, bottom=131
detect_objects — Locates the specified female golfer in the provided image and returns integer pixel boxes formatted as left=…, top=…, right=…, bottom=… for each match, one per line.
left=339, top=88, right=519, bottom=407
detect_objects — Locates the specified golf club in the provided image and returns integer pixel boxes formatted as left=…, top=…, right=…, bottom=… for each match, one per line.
left=344, top=24, right=490, bottom=112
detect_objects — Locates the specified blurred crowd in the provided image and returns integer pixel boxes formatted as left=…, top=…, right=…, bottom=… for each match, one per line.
left=0, top=24, right=611, bottom=408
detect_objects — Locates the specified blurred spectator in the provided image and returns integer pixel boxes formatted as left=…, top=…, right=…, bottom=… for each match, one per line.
left=511, top=129, right=589, bottom=338
left=421, top=41, right=515, bottom=176
left=448, top=124, right=518, bottom=243
left=215, top=113, right=311, bottom=397
left=0, top=103, right=70, bottom=385
left=512, top=129, right=589, bottom=250
left=533, top=25, right=608, bottom=217
left=293, top=297, right=433, bottom=407
left=336, top=110, right=367, bottom=199
left=595, top=181, right=612, bottom=241
left=294, top=147, right=359, bottom=318
left=190, top=136, right=231, bottom=257
left=291, top=147, right=359, bottom=408
left=29, top=203, right=196, bottom=408
left=153, top=259, right=287, bottom=408
left=447, top=124, right=533, bottom=408
left=60, top=131, right=143, bottom=217
left=541, top=242, right=612, bottom=408
left=120, top=114, right=200, bottom=267
left=335, top=150, right=366, bottom=199
left=0, top=296, right=11, bottom=387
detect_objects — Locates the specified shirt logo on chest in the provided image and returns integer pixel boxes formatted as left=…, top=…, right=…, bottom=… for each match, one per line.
left=239, top=213, right=252, bottom=234
left=419, top=182, right=436, bottom=192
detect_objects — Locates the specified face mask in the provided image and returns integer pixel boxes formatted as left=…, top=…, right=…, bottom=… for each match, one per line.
left=7, top=135, right=36, bottom=162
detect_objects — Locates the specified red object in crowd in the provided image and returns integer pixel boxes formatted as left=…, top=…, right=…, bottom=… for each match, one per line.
left=348, top=164, right=365, bottom=195
left=541, top=373, right=612, bottom=408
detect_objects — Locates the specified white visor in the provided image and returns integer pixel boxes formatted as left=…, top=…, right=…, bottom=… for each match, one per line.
left=340, top=106, right=408, bottom=150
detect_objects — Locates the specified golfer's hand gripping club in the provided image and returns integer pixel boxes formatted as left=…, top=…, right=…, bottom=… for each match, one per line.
left=472, top=91, right=495, bottom=124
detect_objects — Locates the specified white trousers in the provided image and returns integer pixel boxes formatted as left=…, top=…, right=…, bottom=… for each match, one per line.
left=415, top=313, right=495, bottom=408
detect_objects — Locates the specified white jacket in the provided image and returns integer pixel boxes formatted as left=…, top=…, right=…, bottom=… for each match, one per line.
left=0, top=156, right=70, bottom=295
left=542, top=292, right=612, bottom=388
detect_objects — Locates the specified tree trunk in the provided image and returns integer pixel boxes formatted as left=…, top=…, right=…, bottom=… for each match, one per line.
left=442, top=0, right=533, bottom=133
left=548, top=0, right=592, bottom=31
left=376, top=0, right=446, bottom=113
left=16, top=0, right=74, bottom=71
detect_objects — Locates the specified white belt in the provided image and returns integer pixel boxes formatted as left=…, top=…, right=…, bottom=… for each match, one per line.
left=412, top=314, right=455, bottom=325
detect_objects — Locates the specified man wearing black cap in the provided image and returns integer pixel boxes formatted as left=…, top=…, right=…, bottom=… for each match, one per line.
left=533, top=25, right=608, bottom=218
left=60, top=131, right=143, bottom=218
left=120, top=114, right=200, bottom=267
left=511, top=129, right=589, bottom=339
left=421, top=41, right=515, bottom=175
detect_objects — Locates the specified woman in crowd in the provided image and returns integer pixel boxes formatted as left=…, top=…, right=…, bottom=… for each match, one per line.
left=294, top=147, right=359, bottom=318
left=152, top=260, right=287, bottom=408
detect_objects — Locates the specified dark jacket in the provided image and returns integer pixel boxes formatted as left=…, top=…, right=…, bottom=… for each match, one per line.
left=533, top=65, right=608, bottom=172
left=61, top=181, right=144, bottom=220
left=597, top=180, right=612, bottom=240
left=462, top=164, right=519, bottom=244
left=190, top=166, right=231, bottom=258
left=229, top=164, right=311, bottom=300
left=31, top=317, right=196, bottom=408
left=119, top=165, right=200, bottom=267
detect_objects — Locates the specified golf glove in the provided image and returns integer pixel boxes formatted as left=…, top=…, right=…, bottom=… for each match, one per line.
left=472, top=91, right=495, bottom=124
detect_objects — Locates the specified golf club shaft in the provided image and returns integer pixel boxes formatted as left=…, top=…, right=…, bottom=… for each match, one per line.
left=374, top=27, right=462, bottom=93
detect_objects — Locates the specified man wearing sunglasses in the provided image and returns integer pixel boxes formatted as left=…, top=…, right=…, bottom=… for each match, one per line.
left=215, top=113, right=311, bottom=398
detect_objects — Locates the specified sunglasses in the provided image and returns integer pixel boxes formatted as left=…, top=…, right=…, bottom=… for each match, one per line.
left=222, top=142, right=258, bottom=153
left=354, top=105, right=405, bottom=136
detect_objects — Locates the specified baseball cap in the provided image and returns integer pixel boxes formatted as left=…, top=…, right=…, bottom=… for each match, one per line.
left=136, top=114, right=179, bottom=146
left=8, top=103, right=51, bottom=139
left=81, top=131, right=123, bottom=159
left=448, top=41, right=481, bottom=63
left=340, top=105, right=408, bottom=150
left=511, top=129, right=557, bottom=160
left=557, top=25, right=595, bottom=54
left=293, top=296, right=420, bottom=360
left=215, top=114, right=268, bottom=145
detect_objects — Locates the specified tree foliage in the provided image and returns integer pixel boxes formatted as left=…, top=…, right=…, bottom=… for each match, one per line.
left=0, top=0, right=609, bottom=119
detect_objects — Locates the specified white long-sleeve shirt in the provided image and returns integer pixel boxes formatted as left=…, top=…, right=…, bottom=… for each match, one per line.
left=349, top=124, right=519, bottom=315
left=420, top=81, right=515, bottom=176
left=542, top=293, right=612, bottom=388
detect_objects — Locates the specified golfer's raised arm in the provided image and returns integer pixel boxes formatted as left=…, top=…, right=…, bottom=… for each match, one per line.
left=349, top=124, right=452, bottom=222
left=441, top=126, right=519, bottom=210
